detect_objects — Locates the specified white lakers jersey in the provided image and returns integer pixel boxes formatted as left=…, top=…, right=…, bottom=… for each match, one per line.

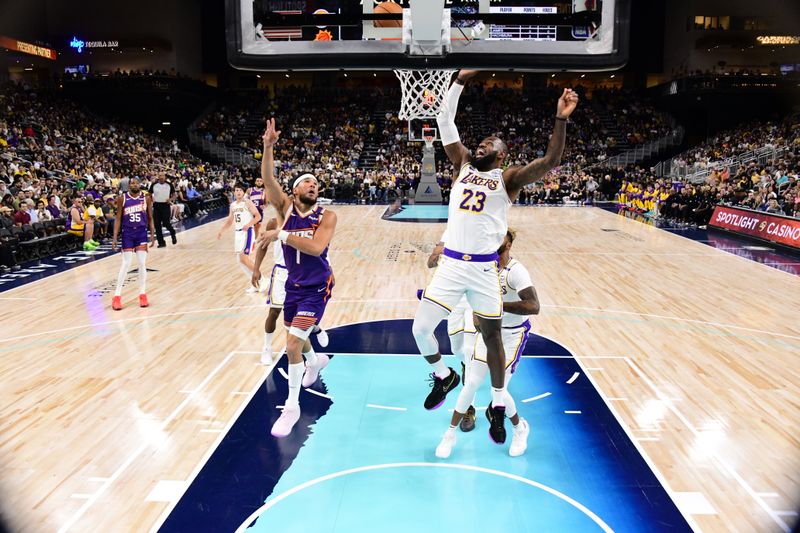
left=273, top=234, right=285, bottom=267
left=500, top=258, right=534, bottom=328
left=446, top=163, right=511, bottom=255
left=232, top=200, right=253, bottom=231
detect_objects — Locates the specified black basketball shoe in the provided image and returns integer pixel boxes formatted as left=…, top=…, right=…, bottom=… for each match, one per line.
left=486, top=402, right=507, bottom=444
left=424, top=368, right=460, bottom=410
left=459, top=405, right=476, bottom=432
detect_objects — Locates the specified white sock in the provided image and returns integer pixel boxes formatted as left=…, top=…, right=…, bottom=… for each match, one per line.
left=303, top=346, right=318, bottom=366
left=136, top=250, right=147, bottom=294
left=114, top=251, right=133, bottom=296
left=286, top=362, right=304, bottom=407
left=503, top=390, right=517, bottom=418
left=432, top=359, right=450, bottom=379
left=263, top=331, right=273, bottom=353
left=491, top=387, right=506, bottom=408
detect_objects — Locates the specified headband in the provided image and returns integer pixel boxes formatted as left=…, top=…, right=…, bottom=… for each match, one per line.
left=292, top=173, right=317, bottom=189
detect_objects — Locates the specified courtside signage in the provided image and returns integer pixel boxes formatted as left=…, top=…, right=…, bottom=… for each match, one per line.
left=710, top=205, right=800, bottom=250
left=0, top=35, right=57, bottom=60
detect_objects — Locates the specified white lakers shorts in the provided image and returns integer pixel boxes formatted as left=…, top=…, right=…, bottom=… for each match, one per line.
left=447, top=295, right=478, bottom=335
left=266, top=264, right=288, bottom=308
left=423, top=254, right=502, bottom=319
left=234, top=227, right=255, bottom=255
left=472, top=320, right=532, bottom=376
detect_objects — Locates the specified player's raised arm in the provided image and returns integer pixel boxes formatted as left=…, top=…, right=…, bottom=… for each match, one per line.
left=261, top=118, right=290, bottom=213
left=436, top=70, right=478, bottom=172
left=503, top=88, right=579, bottom=198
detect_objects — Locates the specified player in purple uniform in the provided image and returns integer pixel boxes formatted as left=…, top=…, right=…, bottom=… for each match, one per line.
left=260, top=117, right=337, bottom=438
left=248, top=177, right=266, bottom=236
left=111, top=177, right=155, bottom=310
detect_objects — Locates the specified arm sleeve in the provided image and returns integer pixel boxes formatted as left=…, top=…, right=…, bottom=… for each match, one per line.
left=436, top=82, right=464, bottom=146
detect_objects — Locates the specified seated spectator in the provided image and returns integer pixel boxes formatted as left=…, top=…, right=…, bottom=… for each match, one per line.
left=13, top=201, right=31, bottom=226
left=46, top=195, right=61, bottom=219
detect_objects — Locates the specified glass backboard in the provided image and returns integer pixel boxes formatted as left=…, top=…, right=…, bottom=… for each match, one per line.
left=226, top=0, right=629, bottom=71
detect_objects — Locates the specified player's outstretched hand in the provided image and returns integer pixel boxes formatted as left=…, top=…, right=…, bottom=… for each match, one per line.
left=262, top=118, right=281, bottom=148
left=457, top=70, right=479, bottom=83
left=557, top=88, right=579, bottom=119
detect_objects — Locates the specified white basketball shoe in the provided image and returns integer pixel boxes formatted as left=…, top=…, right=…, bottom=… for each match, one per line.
left=435, top=429, right=457, bottom=459
left=271, top=405, right=301, bottom=438
left=301, top=353, right=329, bottom=388
left=509, top=418, right=530, bottom=457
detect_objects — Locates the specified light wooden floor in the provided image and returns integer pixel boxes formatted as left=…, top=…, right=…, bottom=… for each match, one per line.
left=0, top=206, right=798, bottom=533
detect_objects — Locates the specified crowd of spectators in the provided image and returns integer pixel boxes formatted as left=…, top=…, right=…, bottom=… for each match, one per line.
left=3, top=78, right=795, bottom=271
left=194, top=83, right=673, bottom=204
left=613, top=115, right=800, bottom=224
left=0, top=82, right=242, bottom=269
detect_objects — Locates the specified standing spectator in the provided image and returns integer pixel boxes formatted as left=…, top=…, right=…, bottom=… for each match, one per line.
left=585, top=175, right=599, bottom=204
left=149, top=172, right=177, bottom=248
left=118, top=175, right=130, bottom=193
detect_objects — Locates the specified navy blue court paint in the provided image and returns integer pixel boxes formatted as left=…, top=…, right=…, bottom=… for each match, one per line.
left=160, top=320, right=691, bottom=533
left=0, top=206, right=229, bottom=292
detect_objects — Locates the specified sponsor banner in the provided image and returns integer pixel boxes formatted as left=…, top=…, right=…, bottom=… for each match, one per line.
left=0, top=35, right=57, bottom=60
left=710, top=205, right=800, bottom=250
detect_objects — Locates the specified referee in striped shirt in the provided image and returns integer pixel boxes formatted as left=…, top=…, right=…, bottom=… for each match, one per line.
left=150, top=172, right=177, bottom=248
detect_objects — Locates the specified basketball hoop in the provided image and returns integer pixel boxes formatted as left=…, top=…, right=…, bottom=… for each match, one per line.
left=394, top=69, right=456, bottom=120
left=422, top=127, right=437, bottom=149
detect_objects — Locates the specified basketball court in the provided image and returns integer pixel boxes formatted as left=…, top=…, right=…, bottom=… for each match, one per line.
left=1, top=205, right=798, bottom=532
left=1, top=1, right=798, bottom=532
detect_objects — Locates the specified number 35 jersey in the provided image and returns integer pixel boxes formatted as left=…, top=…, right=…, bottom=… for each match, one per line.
left=446, top=163, right=511, bottom=255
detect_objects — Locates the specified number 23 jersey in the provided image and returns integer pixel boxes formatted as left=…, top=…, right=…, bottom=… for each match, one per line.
left=446, top=163, right=511, bottom=255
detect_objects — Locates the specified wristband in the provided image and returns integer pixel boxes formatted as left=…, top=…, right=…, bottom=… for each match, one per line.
left=555, top=116, right=568, bottom=122
left=277, top=230, right=289, bottom=243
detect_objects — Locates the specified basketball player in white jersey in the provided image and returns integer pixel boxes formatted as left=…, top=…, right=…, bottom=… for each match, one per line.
left=413, top=69, right=577, bottom=444
left=435, top=229, right=540, bottom=459
left=217, top=183, right=263, bottom=293
left=252, top=217, right=330, bottom=365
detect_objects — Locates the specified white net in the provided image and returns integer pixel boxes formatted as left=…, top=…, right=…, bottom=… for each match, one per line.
left=394, top=69, right=457, bottom=121
left=422, top=127, right=437, bottom=149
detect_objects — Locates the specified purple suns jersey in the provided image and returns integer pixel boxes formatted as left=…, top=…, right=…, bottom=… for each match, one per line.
left=122, top=192, right=148, bottom=229
left=281, top=204, right=332, bottom=288
left=249, top=188, right=265, bottom=215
